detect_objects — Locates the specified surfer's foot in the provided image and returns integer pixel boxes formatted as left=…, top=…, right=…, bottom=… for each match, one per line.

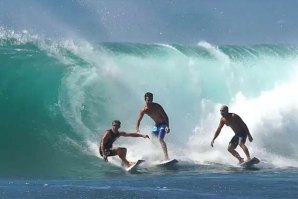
left=126, top=162, right=134, bottom=168
left=246, top=157, right=251, bottom=161
left=122, top=161, right=133, bottom=168
left=238, top=158, right=244, bottom=164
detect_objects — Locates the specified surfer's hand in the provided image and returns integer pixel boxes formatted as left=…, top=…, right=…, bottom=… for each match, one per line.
left=165, top=126, right=170, bottom=134
left=143, top=135, right=150, bottom=139
left=211, top=140, right=214, bottom=147
left=248, top=136, right=253, bottom=142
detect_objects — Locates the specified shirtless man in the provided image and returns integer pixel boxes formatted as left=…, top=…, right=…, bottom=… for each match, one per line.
left=99, top=120, right=149, bottom=167
left=211, top=105, right=253, bottom=164
left=136, top=92, right=170, bottom=160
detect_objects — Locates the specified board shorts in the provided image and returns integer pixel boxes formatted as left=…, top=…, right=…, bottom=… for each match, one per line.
left=152, top=123, right=167, bottom=138
left=229, top=131, right=247, bottom=147
left=99, top=148, right=117, bottom=157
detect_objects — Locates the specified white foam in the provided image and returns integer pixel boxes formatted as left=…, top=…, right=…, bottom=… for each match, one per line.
left=188, top=71, right=298, bottom=168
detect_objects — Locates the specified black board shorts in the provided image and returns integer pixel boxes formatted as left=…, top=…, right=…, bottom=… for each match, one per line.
left=100, top=148, right=117, bottom=157
left=229, top=132, right=247, bottom=146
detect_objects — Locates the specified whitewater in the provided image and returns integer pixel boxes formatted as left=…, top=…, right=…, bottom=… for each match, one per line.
left=1, top=29, right=298, bottom=198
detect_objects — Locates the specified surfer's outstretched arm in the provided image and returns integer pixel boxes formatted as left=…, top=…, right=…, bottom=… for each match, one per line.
left=136, top=108, right=145, bottom=133
left=211, top=119, right=224, bottom=147
left=119, top=132, right=150, bottom=139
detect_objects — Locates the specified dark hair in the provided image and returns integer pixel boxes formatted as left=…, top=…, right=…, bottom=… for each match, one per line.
left=112, top=120, right=121, bottom=126
left=144, top=92, right=153, bottom=100
left=220, top=105, right=229, bottom=112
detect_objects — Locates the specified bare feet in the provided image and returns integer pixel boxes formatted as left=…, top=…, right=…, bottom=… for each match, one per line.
left=126, top=162, right=135, bottom=168
left=122, top=161, right=134, bottom=168
left=238, top=158, right=244, bottom=164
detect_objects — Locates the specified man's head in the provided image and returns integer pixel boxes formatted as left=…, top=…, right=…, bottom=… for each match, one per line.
left=220, top=105, right=229, bottom=116
left=112, top=120, right=121, bottom=131
left=144, top=92, right=153, bottom=104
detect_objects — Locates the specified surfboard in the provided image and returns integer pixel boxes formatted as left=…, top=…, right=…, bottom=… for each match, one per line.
left=125, top=159, right=145, bottom=172
left=155, top=158, right=178, bottom=166
left=239, top=157, right=260, bottom=167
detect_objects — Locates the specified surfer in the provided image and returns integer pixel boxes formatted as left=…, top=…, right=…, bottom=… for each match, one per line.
left=99, top=120, right=149, bottom=168
left=136, top=92, right=170, bottom=160
left=211, top=105, right=253, bottom=164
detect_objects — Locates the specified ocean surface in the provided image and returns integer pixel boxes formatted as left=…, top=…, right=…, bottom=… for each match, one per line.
left=1, top=29, right=298, bottom=198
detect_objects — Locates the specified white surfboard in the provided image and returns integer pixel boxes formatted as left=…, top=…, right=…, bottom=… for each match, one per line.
left=239, top=157, right=260, bottom=167
left=155, top=158, right=178, bottom=166
left=125, top=159, right=145, bottom=172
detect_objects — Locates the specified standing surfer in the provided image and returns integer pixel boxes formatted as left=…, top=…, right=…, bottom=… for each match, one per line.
left=211, top=105, right=253, bottom=164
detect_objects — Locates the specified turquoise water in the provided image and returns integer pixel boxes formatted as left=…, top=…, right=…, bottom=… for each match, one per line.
left=1, top=29, right=298, bottom=198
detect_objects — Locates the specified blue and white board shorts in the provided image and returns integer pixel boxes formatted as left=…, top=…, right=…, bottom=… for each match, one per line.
left=152, top=123, right=167, bottom=138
